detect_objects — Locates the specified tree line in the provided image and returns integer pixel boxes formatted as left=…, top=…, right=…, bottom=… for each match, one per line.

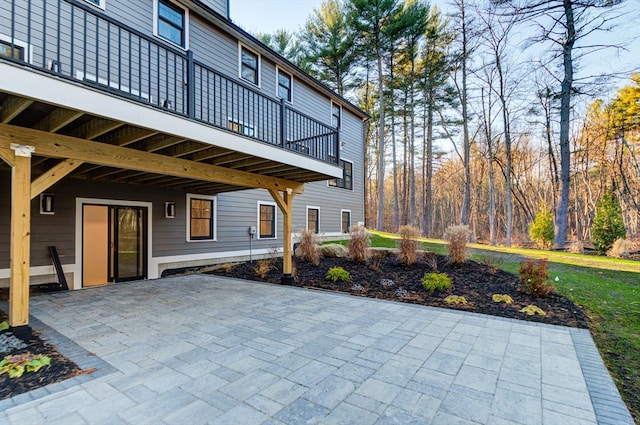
left=255, top=0, right=638, bottom=248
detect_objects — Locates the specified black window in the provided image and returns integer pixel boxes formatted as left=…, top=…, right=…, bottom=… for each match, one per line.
left=241, top=47, right=259, bottom=85
left=189, top=197, right=213, bottom=240
left=307, top=208, right=319, bottom=233
left=332, top=103, right=341, bottom=128
left=341, top=211, right=351, bottom=233
left=278, top=69, right=292, bottom=102
left=260, top=204, right=275, bottom=238
left=0, top=40, right=25, bottom=61
left=157, top=0, right=186, bottom=47
left=329, top=160, right=353, bottom=190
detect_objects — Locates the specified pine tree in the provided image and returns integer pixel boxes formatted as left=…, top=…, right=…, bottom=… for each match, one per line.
left=528, top=205, right=555, bottom=249
left=590, top=192, right=626, bottom=254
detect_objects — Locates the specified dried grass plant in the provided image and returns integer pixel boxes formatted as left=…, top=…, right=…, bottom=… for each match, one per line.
left=607, top=238, right=638, bottom=259
left=397, top=225, right=420, bottom=266
left=444, top=225, right=469, bottom=264
left=296, top=228, right=321, bottom=266
left=568, top=240, right=584, bottom=254
left=423, top=252, right=438, bottom=272
left=348, top=225, right=370, bottom=263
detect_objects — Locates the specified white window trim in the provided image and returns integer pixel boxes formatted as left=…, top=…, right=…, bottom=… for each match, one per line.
left=238, top=42, right=261, bottom=87
left=153, top=0, right=190, bottom=50
left=276, top=66, right=293, bottom=103
left=257, top=201, right=277, bottom=240
left=0, top=34, right=33, bottom=64
left=341, top=209, right=351, bottom=233
left=327, top=157, right=354, bottom=191
left=186, top=193, right=217, bottom=242
left=331, top=101, right=342, bottom=128
left=81, top=0, right=106, bottom=10
left=306, top=206, right=321, bottom=233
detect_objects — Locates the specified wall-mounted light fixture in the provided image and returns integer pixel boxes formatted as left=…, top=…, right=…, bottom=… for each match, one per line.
left=40, top=193, right=55, bottom=215
left=165, top=202, right=176, bottom=219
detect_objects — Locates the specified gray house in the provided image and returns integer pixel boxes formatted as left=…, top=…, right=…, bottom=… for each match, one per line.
left=0, top=0, right=367, bottom=330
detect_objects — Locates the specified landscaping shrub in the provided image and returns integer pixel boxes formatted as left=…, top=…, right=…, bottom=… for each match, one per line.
left=607, top=238, right=637, bottom=259
left=296, top=228, right=321, bottom=266
left=520, top=305, right=546, bottom=316
left=325, top=267, right=351, bottom=282
left=519, top=259, right=554, bottom=297
left=423, top=252, right=438, bottom=272
left=254, top=258, right=272, bottom=278
left=591, top=192, right=626, bottom=254
left=421, top=272, right=452, bottom=291
left=397, top=225, right=420, bottom=266
left=492, top=294, right=513, bottom=304
left=348, top=225, right=370, bottom=263
left=528, top=205, right=555, bottom=249
left=444, top=295, right=467, bottom=305
left=444, top=225, right=469, bottom=264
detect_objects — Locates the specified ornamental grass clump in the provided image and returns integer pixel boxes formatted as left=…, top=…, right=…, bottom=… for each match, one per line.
left=325, top=267, right=351, bottom=282
left=421, top=272, right=452, bottom=291
left=397, top=225, right=420, bottom=266
left=296, top=228, right=321, bottom=266
left=519, top=258, right=555, bottom=297
left=348, top=225, right=370, bottom=263
left=444, top=225, right=469, bottom=264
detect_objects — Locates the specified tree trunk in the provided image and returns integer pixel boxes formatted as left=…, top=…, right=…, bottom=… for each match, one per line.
left=376, top=47, right=386, bottom=231
left=460, top=0, right=471, bottom=225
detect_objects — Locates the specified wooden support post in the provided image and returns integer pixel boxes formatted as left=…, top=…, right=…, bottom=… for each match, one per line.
left=9, top=143, right=34, bottom=329
left=269, top=188, right=296, bottom=285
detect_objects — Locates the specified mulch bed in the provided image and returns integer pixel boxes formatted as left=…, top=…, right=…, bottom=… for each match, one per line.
left=209, top=250, right=588, bottom=329
left=0, top=312, right=82, bottom=401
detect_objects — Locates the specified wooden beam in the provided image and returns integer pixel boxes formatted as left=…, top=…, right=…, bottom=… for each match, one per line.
left=31, top=158, right=84, bottom=199
left=33, top=109, right=84, bottom=132
left=0, top=147, right=14, bottom=166
left=1, top=97, right=33, bottom=123
left=269, top=189, right=296, bottom=278
left=98, top=126, right=159, bottom=147
left=9, top=147, right=32, bottom=327
left=0, top=123, right=304, bottom=194
left=67, top=117, right=124, bottom=140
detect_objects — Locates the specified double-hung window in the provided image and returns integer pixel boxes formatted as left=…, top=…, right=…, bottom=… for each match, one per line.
left=155, top=0, right=187, bottom=48
left=331, top=103, right=341, bottom=128
left=277, top=68, right=292, bottom=102
left=329, top=159, right=353, bottom=190
left=241, top=46, right=259, bottom=85
left=258, top=202, right=276, bottom=239
left=307, top=207, right=320, bottom=233
left=187, top=194, right=216, bottom=241
left=341, top=210, right=351, bottom=233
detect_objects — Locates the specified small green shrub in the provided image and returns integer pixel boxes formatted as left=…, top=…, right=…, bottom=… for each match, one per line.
left=492, top=294, right=514, bottom=304
left=325, top=267, right=351, bottom=282
left=591, top=192, right=626, bottom=254
left=0, top=353, right=51, bottom=378
left=421, top=272, right=452, bottom=291
left=444, top=295, right=467, bottom=305
left=519, top=258, right=554, bottom=297
left=397, top=225, right=420, bottom=266
left=0, top=321, right=9, bottom=332
left=520, top=305, right=546, bottom=316
left=528, top=205, right=555, bottom=249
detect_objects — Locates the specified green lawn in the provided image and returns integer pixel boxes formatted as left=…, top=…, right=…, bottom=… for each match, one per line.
left=329, top=230, right=640, bottom=421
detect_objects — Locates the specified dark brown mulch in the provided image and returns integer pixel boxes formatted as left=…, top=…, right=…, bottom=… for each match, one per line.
left=0, top=312, right=82, bottom=401
left=209, top=250, right=588, bottom=329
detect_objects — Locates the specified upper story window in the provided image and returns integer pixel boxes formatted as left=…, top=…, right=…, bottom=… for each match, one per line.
left=277, top=68, right=292, bottom=102
left=0, top=39, right=24, bottom=61
left=155, top=0, right=188, bottom=48
left=82, top=0, right=106, bottom=8
left=240, top=46, right=259, bottom=85
left=331, top=103, right=341, bottom=128
left=329, top=159, right=353, bottom=190
left=187, top=194, right=216, bottom=241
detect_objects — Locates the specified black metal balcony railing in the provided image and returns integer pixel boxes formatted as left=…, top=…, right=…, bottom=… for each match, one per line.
left=0, top=0, right=339, bottom=164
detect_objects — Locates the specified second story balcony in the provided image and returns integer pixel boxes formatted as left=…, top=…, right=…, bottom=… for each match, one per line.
left=0, top=0, right=340, bottom=170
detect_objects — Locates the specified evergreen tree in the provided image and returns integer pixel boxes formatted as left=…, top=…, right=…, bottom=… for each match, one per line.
left=591, top=192, right=626, bottom=253
left=528, top=205, right=555, bottom=249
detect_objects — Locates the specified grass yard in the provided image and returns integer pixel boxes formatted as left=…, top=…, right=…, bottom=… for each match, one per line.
left=330, top=230, right=640, bottom=421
